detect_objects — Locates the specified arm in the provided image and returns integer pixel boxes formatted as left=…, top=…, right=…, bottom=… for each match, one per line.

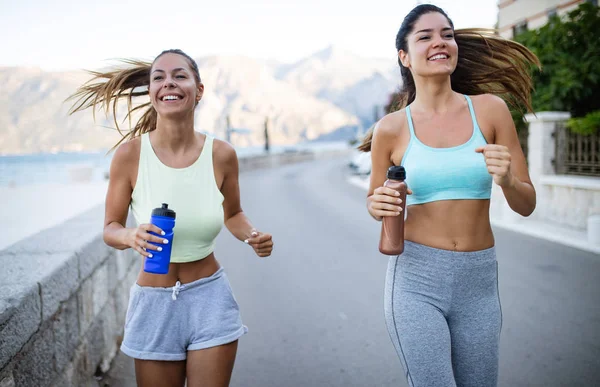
left=103, top=139, right=165, bottom=256
left=475, top=95, right=536, bottom=217
left=367, top=116, right=408, bottom=221
left=217, top=141, right=273, bottom=257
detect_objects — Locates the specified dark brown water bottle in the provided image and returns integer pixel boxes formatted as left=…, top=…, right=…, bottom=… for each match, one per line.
left=379, top=166, right=408, bottom=255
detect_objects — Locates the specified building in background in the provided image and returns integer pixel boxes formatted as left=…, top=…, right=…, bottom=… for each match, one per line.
left=497, top=0, right=598, bottom=39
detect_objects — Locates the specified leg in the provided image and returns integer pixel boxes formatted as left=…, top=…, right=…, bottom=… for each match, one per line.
left=385, top=257, right=456, bottom=387
left=386, top=299, right=457, bottom=387
left=134, top=359, right=186, bottom=387
left=186, top=340, right=239, bottom=387
left=450, top=262, right=502, bottom=387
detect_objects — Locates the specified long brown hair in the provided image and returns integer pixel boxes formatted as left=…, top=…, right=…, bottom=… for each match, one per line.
left=357, top=4, right=541, bottom=152
left=67, top=49, right=202, bottom=152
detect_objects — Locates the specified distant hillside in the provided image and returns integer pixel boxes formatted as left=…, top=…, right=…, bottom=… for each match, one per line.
left=0, top=46, right=400, bottom=155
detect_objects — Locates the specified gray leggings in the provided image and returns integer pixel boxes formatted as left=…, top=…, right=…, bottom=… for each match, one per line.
left=384, top=241, right=502, bottom=387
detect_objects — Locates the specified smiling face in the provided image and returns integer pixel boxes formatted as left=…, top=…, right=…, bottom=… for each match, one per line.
left=148, top=53, right=204, bottom=118
left=399, top=12, right=458, bottom=79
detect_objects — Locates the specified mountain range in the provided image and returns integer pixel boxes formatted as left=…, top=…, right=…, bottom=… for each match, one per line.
left=0, top=46, right=401, bottom=155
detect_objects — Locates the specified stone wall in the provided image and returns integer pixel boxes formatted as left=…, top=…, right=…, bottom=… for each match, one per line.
left=0, top=206, right=139, bottom=387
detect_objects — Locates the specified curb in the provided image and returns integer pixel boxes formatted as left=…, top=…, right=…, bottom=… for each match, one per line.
left=490, top=218, right=600, bottom=255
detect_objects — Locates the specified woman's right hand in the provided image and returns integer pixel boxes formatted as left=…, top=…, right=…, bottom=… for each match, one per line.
left=368, top=186, right=412, bottom=221
left=125, top=223, right=168, bottom=258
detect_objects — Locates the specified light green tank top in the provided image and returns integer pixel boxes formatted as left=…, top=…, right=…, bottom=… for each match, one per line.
left=130, top=132, right=224, bottom=263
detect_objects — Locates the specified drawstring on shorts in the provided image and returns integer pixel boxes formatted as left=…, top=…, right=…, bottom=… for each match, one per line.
left=172, top=281, right=181, bottom=300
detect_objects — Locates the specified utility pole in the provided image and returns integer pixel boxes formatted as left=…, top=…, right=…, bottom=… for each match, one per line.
left=264, top=117, right=270, bottom=153
left=226, top=115, right=231, bottom=144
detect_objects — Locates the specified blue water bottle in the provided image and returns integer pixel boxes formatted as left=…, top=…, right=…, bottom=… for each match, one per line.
left=144, top=203, right=176, bottom=275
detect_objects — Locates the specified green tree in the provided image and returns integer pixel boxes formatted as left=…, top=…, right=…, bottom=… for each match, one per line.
left=514, top=2, right=600, bottom=127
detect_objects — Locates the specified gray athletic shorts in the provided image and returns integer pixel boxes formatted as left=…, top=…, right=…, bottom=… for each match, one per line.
left=120, top=267, right=248, bottom=361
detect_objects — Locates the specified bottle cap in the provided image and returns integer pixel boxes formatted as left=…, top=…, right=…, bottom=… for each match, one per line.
left=152, top=203, right=176, bottom=218
left=387, top=166, right=406, bottom=180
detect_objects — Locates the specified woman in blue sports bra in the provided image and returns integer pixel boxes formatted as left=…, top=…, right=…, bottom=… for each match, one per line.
left=358, top=5, right=539, bottom=387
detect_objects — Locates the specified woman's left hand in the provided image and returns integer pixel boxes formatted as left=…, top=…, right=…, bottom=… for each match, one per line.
left=244, top=230, right=273, bottom=258
left=475, top=144, right=515, bottom=188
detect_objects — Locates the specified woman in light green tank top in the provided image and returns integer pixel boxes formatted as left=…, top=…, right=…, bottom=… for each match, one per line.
left=69, top=49, right=273, bottom=386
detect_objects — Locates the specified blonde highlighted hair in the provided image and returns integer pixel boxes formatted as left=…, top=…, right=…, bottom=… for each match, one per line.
left=67, top=49, right=201, bottom=151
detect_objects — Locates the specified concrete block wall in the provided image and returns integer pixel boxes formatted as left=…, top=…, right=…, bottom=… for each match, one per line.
left=525, top=112, right=600, bottom=233
left=538, top=175, right=600, bottom=230
left=237, top=148, right=353, bottom=172
left=0, top=205, right=139, bottom=387
left=0, top=146, right=353, bottom=387
left=489, top=112, right=600, bottom=243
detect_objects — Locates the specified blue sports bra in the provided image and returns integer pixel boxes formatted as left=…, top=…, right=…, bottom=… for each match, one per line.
left=401, top=94, right=492, bottom=206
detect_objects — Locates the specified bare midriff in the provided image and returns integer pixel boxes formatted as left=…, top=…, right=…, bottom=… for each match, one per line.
left=136, top=253, right=221, bottom=287
left=404, top=199, right=494, bottom=252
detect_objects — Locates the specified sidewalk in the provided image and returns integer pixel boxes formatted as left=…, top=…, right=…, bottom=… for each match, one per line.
left=347, top=175, right=600, bottom=256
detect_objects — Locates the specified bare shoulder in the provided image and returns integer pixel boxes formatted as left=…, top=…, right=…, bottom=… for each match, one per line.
left=374, top=109, right=407, bottom=140
left=212, top=137, right=237, bottom=166
left=112, top=137, right=141, bottom=168
left=470, top=94, right=509, bottom=115
left=471, top=94, right=517, bottom=146
left=107, top=137, right=140, bottom=188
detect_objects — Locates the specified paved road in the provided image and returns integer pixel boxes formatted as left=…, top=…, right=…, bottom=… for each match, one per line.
left=100, top=157, right=600, bottom=387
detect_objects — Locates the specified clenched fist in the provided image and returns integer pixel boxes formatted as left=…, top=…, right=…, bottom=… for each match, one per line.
left=475, top=144, right=515, bottom=188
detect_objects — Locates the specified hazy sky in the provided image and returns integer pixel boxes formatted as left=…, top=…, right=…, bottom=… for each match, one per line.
left=0, top=0, right=498, bottom=71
